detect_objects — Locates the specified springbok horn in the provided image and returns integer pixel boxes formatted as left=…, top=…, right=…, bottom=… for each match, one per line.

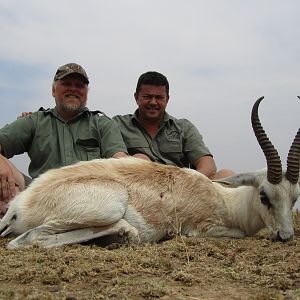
left=251, top=97, right=282, bottom=184
left=285, top=97, right=300, bottom=183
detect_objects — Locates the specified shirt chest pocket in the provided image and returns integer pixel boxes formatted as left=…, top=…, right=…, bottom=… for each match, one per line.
left=159, top=142, right=187, bottom=167
left=124, top=138, right=149, bottom=149
left=76, top=138, right=101, bottom=160
left=159, top=142, right=182, bottom=154
left=123, top=138, right=150, bottom=155
left=33, top=127, right=54, bottom=156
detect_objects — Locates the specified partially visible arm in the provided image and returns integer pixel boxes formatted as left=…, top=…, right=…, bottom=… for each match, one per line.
left=0, top=115, right=34, bottom=205
left=181, top=119, right=215, bottom=178
left=0, top=144, right=25, bottom=206
left=99, top=117, right=129, bottom=158
left=194, top=155, right=217, bottom=179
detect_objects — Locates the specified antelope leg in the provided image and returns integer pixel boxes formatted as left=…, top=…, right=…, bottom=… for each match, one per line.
left=7, top=219, right=139, bottom=249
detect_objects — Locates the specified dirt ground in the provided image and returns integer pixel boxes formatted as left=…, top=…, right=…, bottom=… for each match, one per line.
left=0, top=213, right=300, bottom=300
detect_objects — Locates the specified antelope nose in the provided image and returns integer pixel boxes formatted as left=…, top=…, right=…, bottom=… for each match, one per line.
left=277, top=231, right=294, bottom=242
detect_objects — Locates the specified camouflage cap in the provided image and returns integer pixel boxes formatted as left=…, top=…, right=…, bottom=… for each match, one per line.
left=54, top=63, right=89, bottom=84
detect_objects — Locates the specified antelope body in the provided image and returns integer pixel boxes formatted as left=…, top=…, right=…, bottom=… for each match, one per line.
left=0, top=97, right=299, bottom=248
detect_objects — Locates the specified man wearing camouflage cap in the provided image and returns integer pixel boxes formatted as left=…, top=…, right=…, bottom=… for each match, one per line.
left=0, top=63, right=128, bottom=210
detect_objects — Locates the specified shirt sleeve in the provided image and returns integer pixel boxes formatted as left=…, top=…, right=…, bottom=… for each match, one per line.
left=0, top=115, right=36, bottom=158
left=98, top=116, right=128, bottom=158
left=182, top=119, right=212, bottom=165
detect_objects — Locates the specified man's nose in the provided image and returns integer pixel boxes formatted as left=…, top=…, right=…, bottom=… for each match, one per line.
left=149, top=96, right=158, bottom=103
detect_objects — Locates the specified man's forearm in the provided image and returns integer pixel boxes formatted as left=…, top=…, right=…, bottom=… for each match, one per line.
left=194, top=155, right=217, bottom=179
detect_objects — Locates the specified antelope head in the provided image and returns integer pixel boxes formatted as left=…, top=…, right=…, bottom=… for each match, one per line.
left=251, top=96, right=300, bottom=241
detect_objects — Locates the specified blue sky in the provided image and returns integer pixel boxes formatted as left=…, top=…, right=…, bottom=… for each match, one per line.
left=1, top=0, right=300, bottom=181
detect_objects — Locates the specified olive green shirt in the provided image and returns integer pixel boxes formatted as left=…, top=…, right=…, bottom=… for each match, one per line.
left=113, top=111, right=212, bottom=168
left=0, top=107, right=127, bottom=179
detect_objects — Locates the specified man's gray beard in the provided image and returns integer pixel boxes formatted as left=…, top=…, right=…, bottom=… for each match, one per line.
left=59, top=102, right=85, bottom=114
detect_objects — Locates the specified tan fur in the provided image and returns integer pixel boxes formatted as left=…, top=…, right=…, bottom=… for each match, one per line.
left=18, top=158, right=223, bottom=233
left=1, top=156, right=298, bottom=247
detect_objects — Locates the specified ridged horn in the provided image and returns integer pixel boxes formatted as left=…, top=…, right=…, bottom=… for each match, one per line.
left=285, top=97, right=300, bottom=183
left=251, top=97, right=282, bottom=184
left=286, top=128, right=300, bottom=184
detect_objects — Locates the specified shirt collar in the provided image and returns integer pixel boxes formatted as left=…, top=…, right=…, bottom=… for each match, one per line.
left=39, top=107, right=91, bottom=123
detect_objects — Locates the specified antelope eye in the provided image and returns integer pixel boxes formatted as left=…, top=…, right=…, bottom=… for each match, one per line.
left=260, top=191, right=271, bottom=209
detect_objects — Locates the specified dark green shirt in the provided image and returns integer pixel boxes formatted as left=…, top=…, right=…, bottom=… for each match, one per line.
left=0, top=107, right=127, bottom=179
left=113, top=110, right=212, bottom=168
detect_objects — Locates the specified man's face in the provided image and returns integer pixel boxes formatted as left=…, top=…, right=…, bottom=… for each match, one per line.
left=52, top=74, right=88, bottom=115
left=135, top=85, right=169, bottom=122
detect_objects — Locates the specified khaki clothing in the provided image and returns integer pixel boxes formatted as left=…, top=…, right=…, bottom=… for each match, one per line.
left=0, top=107, right=127, bottom=179
left=114, top=111, right=211, bottom=168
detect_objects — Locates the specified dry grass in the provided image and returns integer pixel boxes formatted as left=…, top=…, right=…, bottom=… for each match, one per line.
left=0, top=213, right=300, bottom=299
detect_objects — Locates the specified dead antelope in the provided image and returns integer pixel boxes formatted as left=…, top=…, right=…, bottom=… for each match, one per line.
left=0, top=97, right=299, bottom=248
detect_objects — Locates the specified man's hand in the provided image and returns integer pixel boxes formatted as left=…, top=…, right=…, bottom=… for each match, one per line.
left=17, top=112, right=32, bottom=119
left=132, top=153, right=152, bottom=161
left=0, top=153, right=25, bottom=212
left=0, top=154, right=18, bottom=202
left=112, top=152, right=128, bottom=158
left=17, top=111, right=32, bottom=119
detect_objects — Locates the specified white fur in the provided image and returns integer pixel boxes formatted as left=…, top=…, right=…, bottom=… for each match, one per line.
left=0, top=157, right=298, bottom=248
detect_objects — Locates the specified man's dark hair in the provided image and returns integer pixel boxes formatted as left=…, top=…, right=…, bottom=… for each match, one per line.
left=136, top=71, right=169, bottom=96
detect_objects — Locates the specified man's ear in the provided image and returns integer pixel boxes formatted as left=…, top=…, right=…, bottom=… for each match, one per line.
left=134, top=92, right=138, bottom=103
left=52, top=86, right=55, bottom=97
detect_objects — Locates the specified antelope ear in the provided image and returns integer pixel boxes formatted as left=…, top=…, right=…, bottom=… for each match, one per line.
left=213, top=172, right=259, bottom=187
